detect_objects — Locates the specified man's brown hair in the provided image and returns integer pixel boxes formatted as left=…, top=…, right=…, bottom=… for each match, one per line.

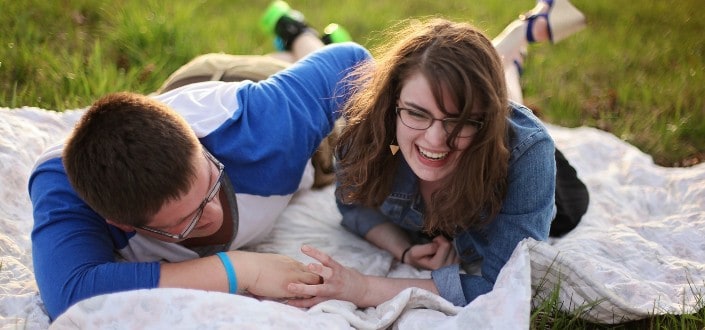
left=63, top=92, right=201, bottom=226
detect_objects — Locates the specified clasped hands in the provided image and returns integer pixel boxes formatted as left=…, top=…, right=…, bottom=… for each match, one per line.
left=281, top=235, right=460, bottom=308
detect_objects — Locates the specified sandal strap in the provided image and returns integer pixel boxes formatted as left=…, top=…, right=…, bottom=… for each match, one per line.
left=513, top=59, right=524, bottom=76
left=521, top=13, right=552, bottom=43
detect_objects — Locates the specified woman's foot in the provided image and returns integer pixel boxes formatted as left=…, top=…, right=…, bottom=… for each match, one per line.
left=522, top=0, right=586, bottom=43
left=523, top=1, right=551, bottom=42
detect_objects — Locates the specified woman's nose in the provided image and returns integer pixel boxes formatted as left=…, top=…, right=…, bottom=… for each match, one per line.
left=424, top=120, right=447, bottom=146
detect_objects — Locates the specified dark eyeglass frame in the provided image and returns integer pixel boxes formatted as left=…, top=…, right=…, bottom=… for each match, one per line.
left=395, top=107, right=484, bottom=138
left=137, top=149, right=225, bottom=240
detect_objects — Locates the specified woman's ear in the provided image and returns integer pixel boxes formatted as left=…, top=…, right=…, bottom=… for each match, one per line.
left=106, top=219, right=136, bottom=232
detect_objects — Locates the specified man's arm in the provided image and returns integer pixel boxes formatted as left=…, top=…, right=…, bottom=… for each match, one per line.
left=30, top=159, right=157, bottom=319
left=159, top=250, right=318, bottom=298
left=29, top=158, right=318, bottom=320
left=185, top=42, right=373, bottom=197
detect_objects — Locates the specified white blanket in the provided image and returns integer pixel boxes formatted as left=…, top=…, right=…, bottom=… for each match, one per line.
left=1, top=107, right=703, bottom=329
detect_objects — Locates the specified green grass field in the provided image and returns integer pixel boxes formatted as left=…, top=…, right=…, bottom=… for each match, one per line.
left=2, top=1, right=704, bottom=327
left=2, top=0, right=704, bottom=167
left=2, top=0, right=704, bottom=166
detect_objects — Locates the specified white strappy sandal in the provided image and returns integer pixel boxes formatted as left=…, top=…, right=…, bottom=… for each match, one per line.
left=521, top=0, right=587, bottom=43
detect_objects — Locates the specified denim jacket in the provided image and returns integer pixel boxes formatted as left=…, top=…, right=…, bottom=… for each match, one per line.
left=338, top=102, right=556, bottom=306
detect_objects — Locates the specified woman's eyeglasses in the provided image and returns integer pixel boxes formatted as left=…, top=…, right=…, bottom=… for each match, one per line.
left=395, top=107, right=484, bottom=138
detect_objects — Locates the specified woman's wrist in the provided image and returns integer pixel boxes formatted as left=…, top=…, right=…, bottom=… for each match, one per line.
left=400, top=245, right=412, bottom=264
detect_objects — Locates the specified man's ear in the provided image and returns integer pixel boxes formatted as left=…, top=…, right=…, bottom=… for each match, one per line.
left=106, top=219, right=136, bottom=232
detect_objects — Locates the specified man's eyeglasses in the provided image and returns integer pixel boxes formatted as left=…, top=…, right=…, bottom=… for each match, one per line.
left=137, top=149, right=224, bottom=240
left=395, top=107, right=484, bottom=138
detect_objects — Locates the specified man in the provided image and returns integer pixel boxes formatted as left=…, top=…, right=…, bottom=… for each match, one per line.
left=29, top=3, right=371, bottom=320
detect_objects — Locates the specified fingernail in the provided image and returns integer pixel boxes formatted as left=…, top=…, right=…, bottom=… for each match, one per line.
left=301, top=245, right=310, bottom=252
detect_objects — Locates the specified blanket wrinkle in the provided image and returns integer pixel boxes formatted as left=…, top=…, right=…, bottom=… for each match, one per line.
left=1, top=107, right=704, bottom=329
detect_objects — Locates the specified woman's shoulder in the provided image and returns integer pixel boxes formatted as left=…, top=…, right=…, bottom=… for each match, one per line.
left=506, top=101, right=555, bottom=163
left=507, top=102, right=547, bottom=134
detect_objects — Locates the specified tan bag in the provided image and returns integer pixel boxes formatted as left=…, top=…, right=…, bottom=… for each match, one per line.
left=155, top=53, right=338, bottom=189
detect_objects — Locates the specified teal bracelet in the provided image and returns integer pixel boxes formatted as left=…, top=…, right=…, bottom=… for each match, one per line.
left=216, top=252, right=238, bottom=294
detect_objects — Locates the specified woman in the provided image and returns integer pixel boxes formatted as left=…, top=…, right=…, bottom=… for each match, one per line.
left=287, top=0, right=587, bottom=307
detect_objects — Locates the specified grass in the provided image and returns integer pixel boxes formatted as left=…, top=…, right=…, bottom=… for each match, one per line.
left=2, top=1, right=704, bottom=166
left=531, top=295, right=705, bottom=330
left=530, top=272, right=705, bottom=329
left=1, top=0, right=704, bottom=327
left=2, top=0, right=704, bottom=166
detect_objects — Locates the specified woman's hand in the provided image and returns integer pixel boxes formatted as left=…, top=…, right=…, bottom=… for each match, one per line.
left=285, top=245, right=368, bottom=308
left=404, top=235, right=460, bottom=270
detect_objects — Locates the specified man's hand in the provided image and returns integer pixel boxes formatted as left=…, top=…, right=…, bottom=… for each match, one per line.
left=232, top=251, right=321, bottom=299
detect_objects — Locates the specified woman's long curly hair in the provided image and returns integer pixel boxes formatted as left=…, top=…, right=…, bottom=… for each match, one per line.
left=336, top=18, right=510, bottom=235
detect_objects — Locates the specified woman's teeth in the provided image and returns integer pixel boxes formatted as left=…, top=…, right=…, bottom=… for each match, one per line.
left=418, top=147, right=448, bottom=160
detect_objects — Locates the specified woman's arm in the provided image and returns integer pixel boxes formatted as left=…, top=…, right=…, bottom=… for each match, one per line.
left=366, top=223, right=459, bottom=269
left=339, top=199, right=458, bottom=270
left=363, top=222, right=412, bottom=261
left=286, top=245, right=439, bottom=308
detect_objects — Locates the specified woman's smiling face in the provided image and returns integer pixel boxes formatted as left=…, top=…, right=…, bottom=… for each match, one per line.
left=395, top=71, right=474, bottom=185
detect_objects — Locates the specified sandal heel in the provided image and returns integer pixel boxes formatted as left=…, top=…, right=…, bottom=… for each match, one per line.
left=548, top=0, right=587, bottom=43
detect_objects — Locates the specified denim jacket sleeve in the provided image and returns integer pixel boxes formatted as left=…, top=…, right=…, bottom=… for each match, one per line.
left=337, top=198, right=390, bottom=237
left=433, top=106, right=556, bottom=306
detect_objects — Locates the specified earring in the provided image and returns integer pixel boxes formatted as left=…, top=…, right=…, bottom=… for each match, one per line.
left=389, top=137, right=399, bottom=155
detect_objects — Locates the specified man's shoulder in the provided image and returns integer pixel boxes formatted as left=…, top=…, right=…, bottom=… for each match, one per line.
left=32, top=143, right=65, bottom=172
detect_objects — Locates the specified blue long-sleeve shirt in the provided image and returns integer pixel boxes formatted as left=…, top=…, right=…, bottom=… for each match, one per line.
left=29, top=43, right=372, bottom=320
